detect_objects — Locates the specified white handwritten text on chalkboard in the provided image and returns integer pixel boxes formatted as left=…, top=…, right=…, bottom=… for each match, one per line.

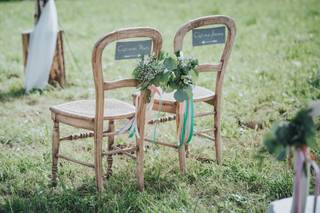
left=192, top=26, right=225, bottom=46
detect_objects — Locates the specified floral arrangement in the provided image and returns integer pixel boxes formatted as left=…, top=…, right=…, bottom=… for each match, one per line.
left=262, top=106, right=320, bottom=212
left=263, top=108, right=317, bottom=160
left=132, top=51, right=198, bottom=147
left=132, top=52, right=198, bottom=102
left=132, top=53, right=169, bottom=101
left=164, top=52, right=199, bottom=102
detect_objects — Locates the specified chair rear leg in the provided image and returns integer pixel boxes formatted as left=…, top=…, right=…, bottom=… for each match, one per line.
left=94, top=131, right=104, bottom=192
left=214, top=105, right=222, bottom=165
left=176, top=104, right=186, bottom=174
left=52, top=119, right=60, bottom=186
left=106, top=120, right=115, bottom=178
left=136, top=94, right=146, bottom=192
left=136, top=136, right=145, bottom=192
left=185, top=145, right=190, bottom=158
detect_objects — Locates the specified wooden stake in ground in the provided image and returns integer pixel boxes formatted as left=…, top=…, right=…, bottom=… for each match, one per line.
left=22, top=0, right=66, bottom=88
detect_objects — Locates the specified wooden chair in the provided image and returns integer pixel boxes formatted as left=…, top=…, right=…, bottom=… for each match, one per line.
left=50, top=27, right=162, bottom=192
left=141, top=16, right=236, bottom=172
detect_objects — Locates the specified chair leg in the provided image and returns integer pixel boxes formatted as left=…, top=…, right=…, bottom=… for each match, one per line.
left=136, top=137, right=145, bottom=192
left=214, top=104, right=222, bottom=165
left=178, top=145, right=186, bottom=174
left=106, top=120, right=115, bottom=178
left=136, top=94, right=146, bottom=192
left=176, top=103, right=186, bottom=174
left=185, top=144, right=190, bottom=158
left=94, top=131, right=103, bottom=192
left=52, top=120, right=60, bottom=186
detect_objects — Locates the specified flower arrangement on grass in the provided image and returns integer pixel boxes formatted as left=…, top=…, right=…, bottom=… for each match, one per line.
left=262, top=105, right=320, bottom=213
left=263, top=108, right=317, bottom=161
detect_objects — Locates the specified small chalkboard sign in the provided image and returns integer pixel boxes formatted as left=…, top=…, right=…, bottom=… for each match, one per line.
left=115, top=40, right=152, bottom=60
left=192, top=26, right=225, bottom=46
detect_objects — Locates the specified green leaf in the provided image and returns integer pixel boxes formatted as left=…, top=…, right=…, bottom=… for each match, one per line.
left=263, top=131, right=279, bottom=154
left=174, top=89, right=188, bottom=102
left=276, top=148, right=287, bottom=161
left=163, top=57, right=177, bottom=71
left=160, top=71, right=170, bottom=82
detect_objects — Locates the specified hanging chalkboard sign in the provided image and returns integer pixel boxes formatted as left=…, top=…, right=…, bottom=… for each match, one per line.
left=115, top=40, right=152, bottom=60
left=192, top=26, right=225, bottom=46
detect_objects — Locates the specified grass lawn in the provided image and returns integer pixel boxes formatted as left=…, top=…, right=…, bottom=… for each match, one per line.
left=1, top=0, right=320, bottom=212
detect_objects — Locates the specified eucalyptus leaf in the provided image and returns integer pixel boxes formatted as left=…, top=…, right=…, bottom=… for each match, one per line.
left=276, top=147, right=287, bottom=161
left=174, top=89, right=188, bottom=102
left=164, top=57, right=177, bottom=71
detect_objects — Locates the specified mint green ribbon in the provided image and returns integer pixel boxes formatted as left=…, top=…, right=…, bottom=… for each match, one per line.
left=179, top=97, right=194, bottom=147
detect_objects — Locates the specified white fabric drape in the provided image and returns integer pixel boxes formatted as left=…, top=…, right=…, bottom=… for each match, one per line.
left=24, top=0, right=58, bottom=92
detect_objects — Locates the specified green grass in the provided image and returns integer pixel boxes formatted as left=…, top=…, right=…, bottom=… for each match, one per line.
left=1, top=0, right=320, bottom=212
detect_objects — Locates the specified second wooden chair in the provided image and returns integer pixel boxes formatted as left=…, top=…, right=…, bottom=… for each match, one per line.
left=141, top=16, right=236, bottom=172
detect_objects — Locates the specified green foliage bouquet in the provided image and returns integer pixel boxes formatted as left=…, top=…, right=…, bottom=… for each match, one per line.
left=262, top=105, right=320, bottom=213
left=164, top=51, right=199, bottom=102
left=263, top=108, right=317, bottom=161
left=132, top=54, right=170, bottom=101
left=132, top=52, right=199, bottom=146
left=132, top=52, right=199, bottom=102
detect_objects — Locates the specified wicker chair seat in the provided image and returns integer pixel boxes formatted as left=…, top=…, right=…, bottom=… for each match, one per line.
left=50, top=99, right=135, bottom=121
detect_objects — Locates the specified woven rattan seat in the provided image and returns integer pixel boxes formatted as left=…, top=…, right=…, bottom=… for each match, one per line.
left=50, top=99, right=135, bottom=121
left=153, top=86, right=214, bottom=104
left=133, top=86, right=214, bottom=105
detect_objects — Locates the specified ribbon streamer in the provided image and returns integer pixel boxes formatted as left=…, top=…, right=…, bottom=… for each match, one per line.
left=119, top=86, right=195, bottom=147
left=292, top=148, right=320, bottom=213
left=177, top=97, right=194, bottom=147
left=310, top=161, right=320, bottom=212
left=118, top=85, right=160, bottom=139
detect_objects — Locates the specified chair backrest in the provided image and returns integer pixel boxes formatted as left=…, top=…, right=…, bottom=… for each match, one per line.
left=173, top=15, right=236, bottom=97
left=91, top=27, right=162, bottom=129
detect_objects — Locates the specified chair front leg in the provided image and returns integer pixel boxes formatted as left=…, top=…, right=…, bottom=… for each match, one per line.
left=106, top=120, right=115, bottom=178
left=52, top=119, right=60, bottom=186
left=176, top=103, right=186, bottom=174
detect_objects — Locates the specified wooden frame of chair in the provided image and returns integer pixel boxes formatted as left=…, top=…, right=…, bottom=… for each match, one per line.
left=143, top=16, right=236, bottom=172
left=50, top=27, right=162, bottom=192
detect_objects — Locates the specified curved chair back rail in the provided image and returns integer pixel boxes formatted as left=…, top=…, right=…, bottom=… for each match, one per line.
left=172, top=16, right=236, bottom=166
left=173, top=15, right=236, bottom=90
left=92, top=27, right=163, bottom=92
left=91, top=27, right=162, bottom=133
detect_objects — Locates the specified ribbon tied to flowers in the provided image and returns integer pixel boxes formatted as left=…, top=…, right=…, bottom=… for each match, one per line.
left=119, top=85, right=161, bottom=139
left=293, top=148, right=320, bottom=213
left=177, top=97, right=194, bottom=147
